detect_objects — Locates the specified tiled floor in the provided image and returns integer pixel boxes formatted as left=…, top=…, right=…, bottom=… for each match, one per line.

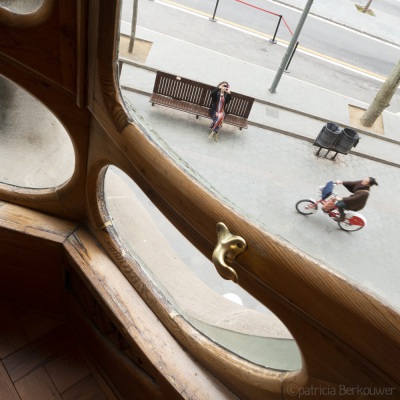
left=0, top=304, right=110, bottom=400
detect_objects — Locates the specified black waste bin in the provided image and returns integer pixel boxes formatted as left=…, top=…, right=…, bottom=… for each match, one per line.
left=313, top=122, right=341, bottom=149
left=332, top=127, right=360, bottom=154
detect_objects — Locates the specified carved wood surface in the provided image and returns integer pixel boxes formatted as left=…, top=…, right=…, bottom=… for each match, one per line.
left=64, top=227, right=237, bottom=399
left=0, top=0, right=54, bottom=28
left=0, top=304, right=111, bottom=400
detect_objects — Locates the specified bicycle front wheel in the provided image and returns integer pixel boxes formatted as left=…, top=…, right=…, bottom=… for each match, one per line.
left=338, top=215, right=365, bottom=232
left=296, top=199, right=318, bottom=215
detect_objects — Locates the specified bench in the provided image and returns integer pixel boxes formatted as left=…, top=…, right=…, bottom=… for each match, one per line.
left=150, top=71, right=254, bottom=130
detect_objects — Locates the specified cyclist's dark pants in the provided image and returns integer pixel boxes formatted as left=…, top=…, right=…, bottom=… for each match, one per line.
left=336, top=201, right=347, bottom=218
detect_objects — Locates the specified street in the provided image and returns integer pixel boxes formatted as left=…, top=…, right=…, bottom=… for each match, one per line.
left=121, top=0, right=400, bottom=111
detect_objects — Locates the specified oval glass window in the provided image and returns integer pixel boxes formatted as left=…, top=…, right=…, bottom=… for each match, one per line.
left=0, top=0, right=44, bottom=13
left=103, top=166, right=301, bottom=371
left=0, top=75, right=75, bottom=188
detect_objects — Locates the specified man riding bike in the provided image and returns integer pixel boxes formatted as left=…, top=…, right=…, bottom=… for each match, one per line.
left=334, top=177, right=378, bottom=222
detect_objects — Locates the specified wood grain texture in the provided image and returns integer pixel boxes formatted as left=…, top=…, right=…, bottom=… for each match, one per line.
left=0, top=361, right=21, bottom=400
left=0, top=0, right=54, bottom=28
left=61, top=375, right=107, bottom=400
left=14, top=367, right=62, bottom=400
left=0, top=203, right=73, bottom=314
left=45, top=346, right=91, bottom=393
left=0, top=307, right=30, bottom=359
left=64, top=227, right=237, bottom=400
left=0, top=303, right=112, bottom=400
left=0, top=1, right=73, bottom=91
left=3, top=324, right=76, bottom=382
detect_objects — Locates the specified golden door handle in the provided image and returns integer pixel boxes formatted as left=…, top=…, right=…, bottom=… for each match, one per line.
left=212, top=222, right=247, bottom=283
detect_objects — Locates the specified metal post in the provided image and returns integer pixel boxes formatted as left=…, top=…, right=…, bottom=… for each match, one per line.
left=128, top=0, right=139, bottom=53
left=269, top=0, right=314, bottom=93
left=269, top=15, right=282, bottom=44
left=284, top=41, right=299, bottom=73
left=209, top=0, right=220, bottom=22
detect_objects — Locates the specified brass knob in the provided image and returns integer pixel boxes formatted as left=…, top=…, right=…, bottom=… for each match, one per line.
left=211, top=222, right=247, bottom=283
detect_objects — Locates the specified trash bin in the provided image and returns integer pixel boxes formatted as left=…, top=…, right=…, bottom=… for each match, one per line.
left=313, top=122, right=341, bottom=149
left=332, top=127, right=360, bottom=154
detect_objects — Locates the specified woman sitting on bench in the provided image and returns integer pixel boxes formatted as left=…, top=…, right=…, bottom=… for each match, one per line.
left=208, top=81, right=231, bottom=142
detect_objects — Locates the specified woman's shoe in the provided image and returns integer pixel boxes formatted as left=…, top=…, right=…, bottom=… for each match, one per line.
left=214, top=132, right=219, bottom=142
left=208, top=131, right=215, bottom=140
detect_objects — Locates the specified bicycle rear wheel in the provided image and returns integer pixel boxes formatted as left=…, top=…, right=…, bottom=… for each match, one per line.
left=338, top=215, right=365, bottom=232
left=296, top=200, right=317, bottom=215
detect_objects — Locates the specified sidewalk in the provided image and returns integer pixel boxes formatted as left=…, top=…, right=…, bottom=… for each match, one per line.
left=119, top=25, right=400, bottom=168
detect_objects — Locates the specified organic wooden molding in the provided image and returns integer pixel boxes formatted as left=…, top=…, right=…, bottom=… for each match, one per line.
left=0, top=0, right=54, bottom=28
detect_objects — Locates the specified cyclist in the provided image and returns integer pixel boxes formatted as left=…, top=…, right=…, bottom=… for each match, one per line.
left=334, top=177, right=378, bottom=221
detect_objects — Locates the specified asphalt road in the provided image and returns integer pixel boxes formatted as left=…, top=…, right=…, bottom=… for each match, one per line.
left=146, top=0, right=400, bottom=76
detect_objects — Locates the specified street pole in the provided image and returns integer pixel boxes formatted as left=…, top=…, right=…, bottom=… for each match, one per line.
left=209, top=0, right=220, bottom=22
left=269, top=0, right=314, bottom=93
left=269, top=15, right=282, bottom=44
left=128, top=0, right=139, bottom=53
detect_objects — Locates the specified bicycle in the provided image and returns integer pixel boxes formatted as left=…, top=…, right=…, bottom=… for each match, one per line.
left=295, top=181, right=367, bottom=232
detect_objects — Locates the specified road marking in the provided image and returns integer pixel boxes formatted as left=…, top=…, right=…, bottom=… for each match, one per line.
left=154, top=0, right=388, bottom=82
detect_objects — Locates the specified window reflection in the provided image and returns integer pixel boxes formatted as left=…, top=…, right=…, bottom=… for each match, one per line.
left=104, top=166, right=301, bottom=370
left=0, top=75, right=75, bottom=188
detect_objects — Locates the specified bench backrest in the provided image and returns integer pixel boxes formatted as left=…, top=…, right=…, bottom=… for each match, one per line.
left=153, top=71, right=254, bottom=118
left=153, top=72, right=209, bottom=105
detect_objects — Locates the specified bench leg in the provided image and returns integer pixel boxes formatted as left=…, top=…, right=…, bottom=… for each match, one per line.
left=151, top=103, right=154, bottom=106
left=196, top=115, right=199, bottom=119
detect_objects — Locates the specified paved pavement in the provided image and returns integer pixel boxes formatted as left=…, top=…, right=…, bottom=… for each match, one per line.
left=117, top=0, right=400, bottom=318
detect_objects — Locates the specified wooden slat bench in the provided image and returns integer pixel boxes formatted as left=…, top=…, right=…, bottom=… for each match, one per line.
left=150, top=71, right=254, bottom=130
